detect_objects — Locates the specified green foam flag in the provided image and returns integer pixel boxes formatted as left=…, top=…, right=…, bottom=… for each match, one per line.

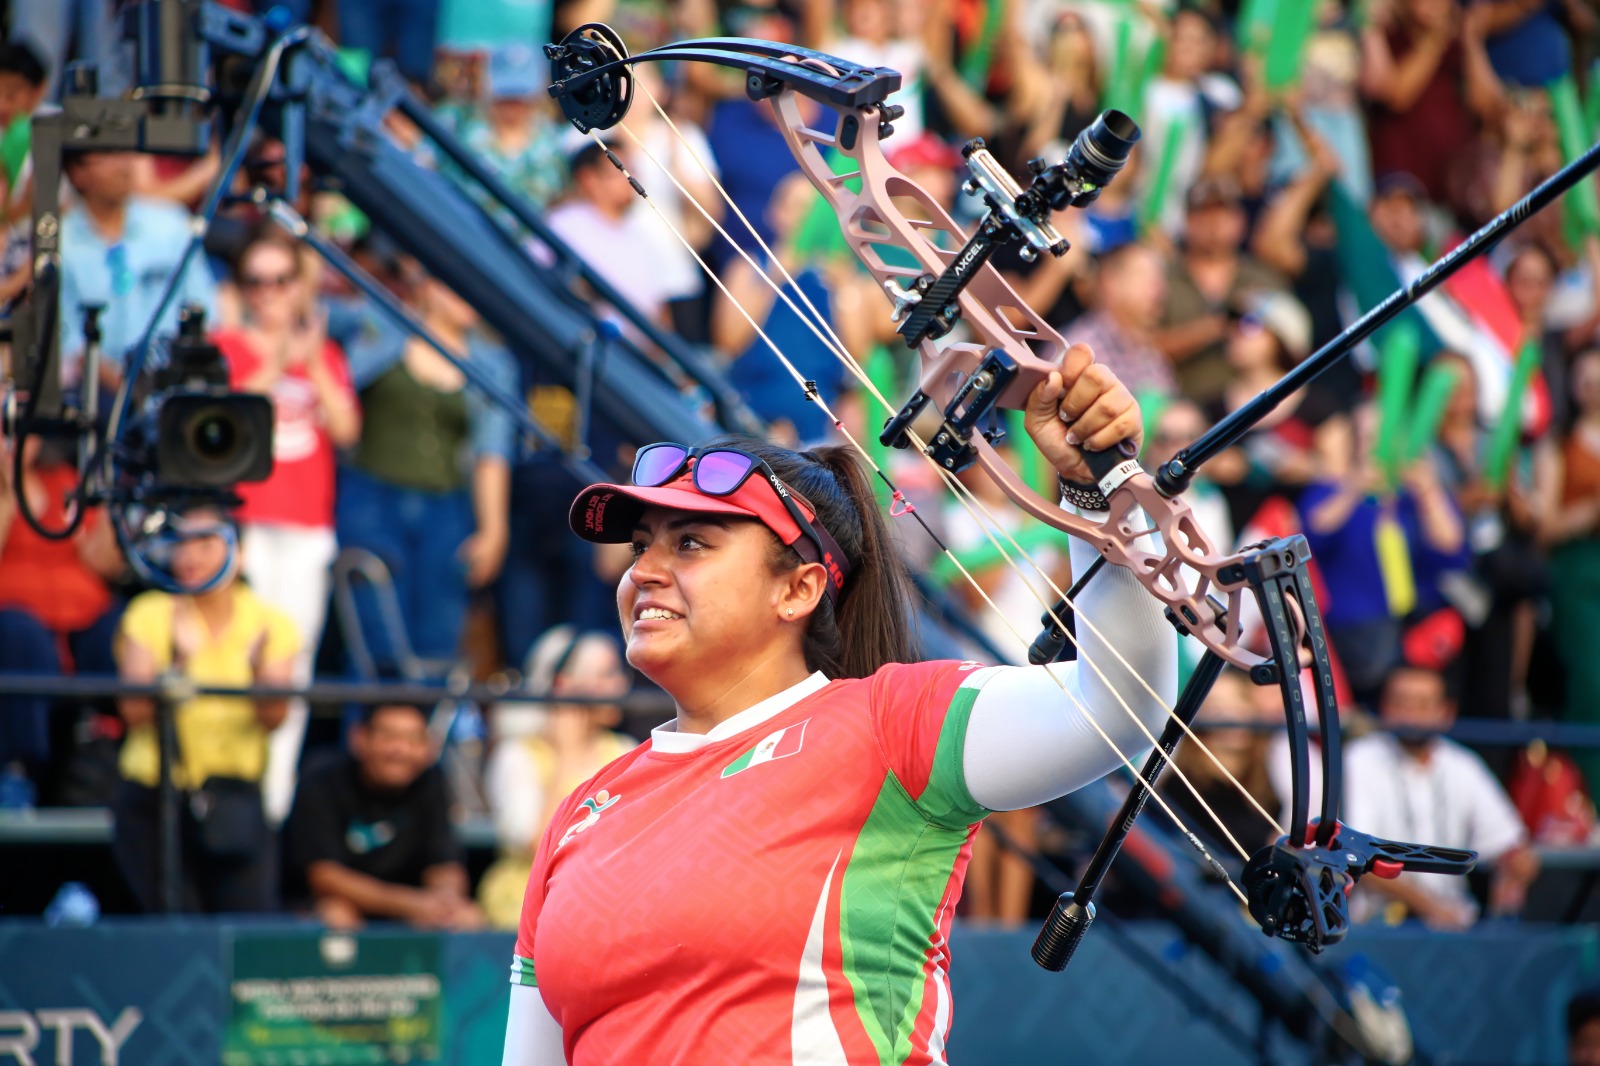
left=1106, top=22, right=1165, bottom=122
left=1135, top=388, right=1171, bottom=461
left=792, top=149, right=858, bottom=266
left=1326, top=182, right=1443, bottom=358
left=1374, top=322, right=1420, bottom=487
left=1586, top=60, right=1600, bottom=140
left=1006, top=409, right=1054, bottom=499
left=1137, top=113, right=1187, bottom=234
left=1136, top=36, right=1167, bottom=111
left=1484, top=338, right=1541, bottom=493
left=1551, top=75, right=1600, bottom=239
left=334, top=48, right=372, bottom=87
left=1402, top=360, right=1462, bottom=465
left=958, top=0, right=1005, bottom=88
left=929, top=521, right=1058, bottom=587
left=1265, top=0, right=1319, bottom=90
left=1104, top=16, right=1134, bottom=115
left=1237, top=0, right=1279, bottom=57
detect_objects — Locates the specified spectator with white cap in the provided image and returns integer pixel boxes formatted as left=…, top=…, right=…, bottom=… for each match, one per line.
left=1203, top=289, right=1352, bottom=532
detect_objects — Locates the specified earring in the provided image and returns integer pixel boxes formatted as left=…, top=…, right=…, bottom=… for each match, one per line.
left=786, top=608, right=795, bottom=617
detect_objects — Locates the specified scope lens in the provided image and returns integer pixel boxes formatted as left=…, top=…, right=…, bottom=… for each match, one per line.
left=1098, top=110, right=1140, bottom=145
left=188, top=408, right=239, bottom=463
left=1038, top=109, right=1144, bottom=212
left=1071, top=110, right=1142, bottom=185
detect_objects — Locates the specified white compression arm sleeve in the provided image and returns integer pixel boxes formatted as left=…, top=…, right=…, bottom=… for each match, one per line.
left=502, top=983, right=567, bottom=1066
left=962, top=523, right=1178, bottom=812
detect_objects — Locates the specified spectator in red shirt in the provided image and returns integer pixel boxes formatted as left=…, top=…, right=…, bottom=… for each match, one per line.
left=214, top=227, right=361, bottom=823
left=0, top=436, right=124, bottom=800
left=1361, top=0, right=1504, bottom=215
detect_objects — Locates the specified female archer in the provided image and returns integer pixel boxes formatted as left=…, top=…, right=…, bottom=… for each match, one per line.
left=502, top=347, right=1173, bottom=1065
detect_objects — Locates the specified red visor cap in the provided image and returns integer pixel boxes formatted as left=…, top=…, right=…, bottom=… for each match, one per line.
left=569, top=470, right=810, bottom=548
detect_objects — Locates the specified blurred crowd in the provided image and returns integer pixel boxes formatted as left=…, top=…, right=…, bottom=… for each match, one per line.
left=2, top=0, right=1600, bottom=931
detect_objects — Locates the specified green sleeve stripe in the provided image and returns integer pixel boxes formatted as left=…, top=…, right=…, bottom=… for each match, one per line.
left=917, top=674, right=995, bottom=829
left=509, top=955, right=537, bottom=987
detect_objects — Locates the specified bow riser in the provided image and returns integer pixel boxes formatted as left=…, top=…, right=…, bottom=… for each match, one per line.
left=768, top=89, right=1066, bottom=407
left=970, top=434, right=1261, bottom=669
left=766, top=85, right=1284, bottom=673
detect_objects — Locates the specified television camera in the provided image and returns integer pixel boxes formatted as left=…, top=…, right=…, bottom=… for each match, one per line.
left=1, top=0, right=275, bottom=585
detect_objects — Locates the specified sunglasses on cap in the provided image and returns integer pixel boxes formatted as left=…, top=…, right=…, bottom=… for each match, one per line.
left=632, top=443, right=851, bottom=602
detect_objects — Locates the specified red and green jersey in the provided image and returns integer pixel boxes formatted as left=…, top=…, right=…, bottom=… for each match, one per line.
left=511, top=660, right=996, bottom=1065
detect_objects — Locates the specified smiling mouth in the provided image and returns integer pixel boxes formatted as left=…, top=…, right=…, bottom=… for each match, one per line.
left=637, top=608, right=684, bottom=622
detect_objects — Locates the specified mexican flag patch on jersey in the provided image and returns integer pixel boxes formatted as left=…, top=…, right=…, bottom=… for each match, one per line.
left=721, top=720, right=809, bottom=778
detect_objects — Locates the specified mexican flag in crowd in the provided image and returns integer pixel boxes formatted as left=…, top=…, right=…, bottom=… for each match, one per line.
left=1327, top=184, right=1552, bottom=440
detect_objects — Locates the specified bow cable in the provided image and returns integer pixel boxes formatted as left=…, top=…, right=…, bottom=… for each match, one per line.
left=589, top=126, right=1256, bottom=895
left=586, top=126, right=1249, bottom=896
left=600, top=95, right=1278, bottom=859
left=621, top=88, right=1285, bottom=844
left=612, top=90, right=1288, bottom=842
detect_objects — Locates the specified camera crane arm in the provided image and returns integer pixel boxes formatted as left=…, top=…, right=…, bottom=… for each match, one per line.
left=0, top=0, right=749, bottom=588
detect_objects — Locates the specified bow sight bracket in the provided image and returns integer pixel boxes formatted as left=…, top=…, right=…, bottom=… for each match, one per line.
left=897, top=113, right=1140, bottom=348
left=880, top=348, right=1018, bottom=472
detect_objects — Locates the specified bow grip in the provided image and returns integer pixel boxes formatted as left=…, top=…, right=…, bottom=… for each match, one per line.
left=1076, top=439, right=1142, bottom=498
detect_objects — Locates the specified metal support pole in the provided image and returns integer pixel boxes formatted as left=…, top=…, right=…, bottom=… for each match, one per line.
left=154, top=683, right=182, bottom=914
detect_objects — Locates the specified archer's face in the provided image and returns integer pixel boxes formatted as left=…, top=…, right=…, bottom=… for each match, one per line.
left=618, top=508, right=794, bottom=689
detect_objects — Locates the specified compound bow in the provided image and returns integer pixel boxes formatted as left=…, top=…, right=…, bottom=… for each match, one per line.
left=542, top=25, right=1486, bottom=968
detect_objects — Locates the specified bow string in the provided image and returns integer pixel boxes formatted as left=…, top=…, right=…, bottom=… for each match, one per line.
left=596, top=85, right=1266, bottom=885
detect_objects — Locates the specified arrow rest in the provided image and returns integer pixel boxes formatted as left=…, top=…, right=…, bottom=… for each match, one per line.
left=879, top=349, right=1018, bottom=473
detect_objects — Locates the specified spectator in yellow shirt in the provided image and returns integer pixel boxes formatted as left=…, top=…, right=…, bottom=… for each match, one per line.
left=112, top=506, right=299, bottom=912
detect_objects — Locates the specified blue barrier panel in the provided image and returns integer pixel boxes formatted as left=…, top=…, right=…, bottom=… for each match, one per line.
left=0, top=921, right=226, bottom=1066
left=0, top=921, right=1590, bottom=1063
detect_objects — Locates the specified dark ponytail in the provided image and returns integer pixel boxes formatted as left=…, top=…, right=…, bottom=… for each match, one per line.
left=700, top=434, right=921, bottom=677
